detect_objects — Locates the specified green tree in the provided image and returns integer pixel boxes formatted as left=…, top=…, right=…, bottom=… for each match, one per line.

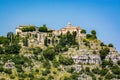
left=43, top=60, right=51, bottom=69
left=70, top=72, right=79, bottom=80
left=5, top=44, right=21, bottom=54
left=85, top=67, right=90, bottom=72
left=21, top=26, right=36, bottom=32
left=86, top=34, right=92, bottom=39
left=0, top=47, right=4, bottom=54
left=91, top=30, right=96, bottom=35
left=39, top=77, right=45, bottom=80
left=80, top=29, right=86, bottom=34
left=59, top=55, right=74, bottom=65
left=100, top=68, right=109, bottom=76
left=4, top=69, right=12, bottom=74
left=111, top=65, right=120, bottom=75
left=67, top=67, right=75, bottom=73
left=23, top=37, right=28, bottom=47
left=39, top=24, right=48, bottom=32
left=105, top=73, right=115, bottom=79
left=59, top=35, right=67, bottom=47
left=44, top=37, right=48, bottom=46
left=86, top=30, right=97, bottom=39
left=42, top=69, right=50, bottom=76
left=0, top=66, right=4, bottom=72
left=117, top=60, right=120, bottom=66
left=72, top=31, right=77, bottom=45
left=0, top=36, right=9, bottom=45
left=52, top=58, right=59, bottom=68
left=101, top=60, right=109, bottom=68
left=7, top=32, right=14, bottom=44
left=43, top=48, right=56, bottom=60
left=66, top=31, right=73, bottom=45
left=64, top=76, right=71, bottom=80
left=108, top=43, right=114, bottom=47
left=92, top=67, right=100, bottom=74
left=55, top=44, right=63, bottom=52
left=33, top=47, right=42, bottom=54
left=59, top=31, right=77, bottom=47
left=100, top=42, right=105, bottom=46
left=15, top=65, right=23, bottom=72
left=100, top=48, right=110, bottom=60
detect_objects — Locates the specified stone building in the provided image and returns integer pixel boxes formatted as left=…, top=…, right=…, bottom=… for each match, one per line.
left=53, top=22, right=86, bottom=39
left=16, top=23, right=86, bottom=47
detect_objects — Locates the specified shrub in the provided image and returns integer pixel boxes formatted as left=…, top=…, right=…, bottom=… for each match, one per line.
left=92, top=68, right=100, bottom=74
left=43, top=60, right=51, bottom=69
left=59, top=55, right=74, bottom=65
left=100, top=68, right=109, bottom=76
left=15, top=65, right=23, bottom=72
left=43, top=48, right=56, bottom=60
left=64, top=76, right=71, bottom=80
left=39, top=24, right=48, bottom=32
left=39, top=77, right=45, bottom=80
left=42, top=69, right=50, bottom=76
left=33, top=47, right=42, bottom=54
left=70, top=72, right=79, bottom=80
left=5, top=44, right=21, bottom=54
left=48, top=75, right=54, bottom=80
left=4, top=69, right=12, bottom=74
left=67, top=67, right=75, bottom=73
left=117, top=60, right=120, bottom=66
left=21, top=26, right=36, bottom=32
left=108, top=43, right=114, bottom=47
left=0, top=47, right=4, bottom=54
left=105, top=73, right=115, bottom=79
left=52, top=58, right=59, bottom=68
left=111, top=65, right=120, bottom=75
left=100, top=48, right=110, bottom=60
left=0, top=66, right=4, bottom=72
left=80, top=29, right=86, bottom=34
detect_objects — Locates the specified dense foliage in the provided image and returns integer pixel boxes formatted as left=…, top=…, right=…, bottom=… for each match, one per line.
left=100, top=48, right=110, bottom=60
left=21, top=26, right=36, bottom=32
left=43, top=48, right=56, bottom=60
left=39, top=24, right=48, bottom=32
left=5, top=44, right=21, bottom=54
left=80, top=29, right=86, bottom=34
left=0, top=25, right=119, bottom=80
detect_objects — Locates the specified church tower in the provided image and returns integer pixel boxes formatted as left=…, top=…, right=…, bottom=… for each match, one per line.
left=67, top=22, right=71, bottom=28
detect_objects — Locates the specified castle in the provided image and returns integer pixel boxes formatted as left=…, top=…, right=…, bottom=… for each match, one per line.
left=16, top=23, right=86, bottom=47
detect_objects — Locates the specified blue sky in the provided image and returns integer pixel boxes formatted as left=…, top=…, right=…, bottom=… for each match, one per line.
left=0, top=0, right=120, bottom=52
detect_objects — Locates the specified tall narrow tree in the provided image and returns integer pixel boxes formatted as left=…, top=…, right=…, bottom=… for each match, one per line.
left=7, top=32, right=14, bottom=45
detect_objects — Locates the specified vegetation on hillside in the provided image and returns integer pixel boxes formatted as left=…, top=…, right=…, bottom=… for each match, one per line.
left=0, top=26, right=120, bottom=80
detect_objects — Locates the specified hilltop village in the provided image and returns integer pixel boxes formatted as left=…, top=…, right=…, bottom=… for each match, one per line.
left=0, top=23, right=120, bottom=80
left=16, top=23, right=86, bottom=47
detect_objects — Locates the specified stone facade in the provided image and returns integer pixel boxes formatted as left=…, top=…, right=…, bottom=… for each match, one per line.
left=16, top=23, right=86, bottom=47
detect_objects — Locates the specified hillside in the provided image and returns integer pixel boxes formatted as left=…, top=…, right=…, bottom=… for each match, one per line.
left=0, top=23, right=120, bottom=80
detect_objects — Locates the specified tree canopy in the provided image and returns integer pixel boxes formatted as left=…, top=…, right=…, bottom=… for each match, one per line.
left=80, top=29, right=86, bottom=34
left=5, top=44, right=21, bottom=54
left=100, top=48, right=110, bottom=60
left=43, top=48, right=56, bottom=60
left=21, top=26, right=36, bottom=32
left=39, top=24, right=48, bottom=32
